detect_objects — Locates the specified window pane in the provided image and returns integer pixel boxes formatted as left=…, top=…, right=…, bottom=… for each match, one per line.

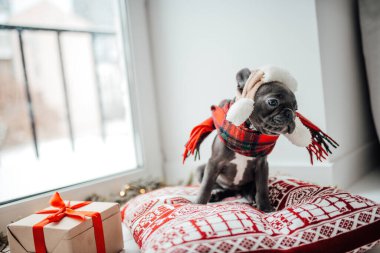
left=0, top=0, right=137, bottom=204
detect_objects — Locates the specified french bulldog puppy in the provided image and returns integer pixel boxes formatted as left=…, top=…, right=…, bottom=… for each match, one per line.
left=195, top=68, right=297, bottom=212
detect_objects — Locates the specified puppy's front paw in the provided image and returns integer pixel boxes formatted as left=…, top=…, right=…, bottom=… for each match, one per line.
left=209, top=193, right=219, bottom=203
left=209, top=189, right=226, bottom=202
left=257, top=203, right=275, bottom=213
left=194, top=197, right=208, bottom=205
left=256, top=196, right=275, bottom=213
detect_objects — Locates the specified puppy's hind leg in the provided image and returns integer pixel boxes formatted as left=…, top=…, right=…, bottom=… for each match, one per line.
left=210, top=188, right=238, bottom=202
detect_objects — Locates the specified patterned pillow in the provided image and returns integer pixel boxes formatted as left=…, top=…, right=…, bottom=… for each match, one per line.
left=121, top=177, right=380, bottom=253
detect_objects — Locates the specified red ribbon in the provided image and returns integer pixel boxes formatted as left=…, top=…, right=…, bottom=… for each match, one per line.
left=32, top=192, right=106, bottom=253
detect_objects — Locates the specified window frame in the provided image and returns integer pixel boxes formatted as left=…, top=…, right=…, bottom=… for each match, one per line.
left=0, top=0, right=163, bottom=233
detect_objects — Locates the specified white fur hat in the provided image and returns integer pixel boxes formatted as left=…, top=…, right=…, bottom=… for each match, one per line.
left=226, top=66, right=312, bottom=147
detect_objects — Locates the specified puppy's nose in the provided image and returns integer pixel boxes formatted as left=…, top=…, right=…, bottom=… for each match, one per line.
left=283, top=108, right=294, bottom=120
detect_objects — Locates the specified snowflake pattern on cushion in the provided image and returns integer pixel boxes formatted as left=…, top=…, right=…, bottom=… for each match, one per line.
left=121, top=176, right=380, bottom=253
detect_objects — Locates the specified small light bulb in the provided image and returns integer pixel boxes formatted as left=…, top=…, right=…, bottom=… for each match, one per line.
left=139, top=188, right=146, bottom=194
left=119, top=190, right=126, bottom=197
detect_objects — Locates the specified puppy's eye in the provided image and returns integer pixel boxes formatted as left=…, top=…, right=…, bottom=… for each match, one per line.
left=266, top=98, right=279, bottom=107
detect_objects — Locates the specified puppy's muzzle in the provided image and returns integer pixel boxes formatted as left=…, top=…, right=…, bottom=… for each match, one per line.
left=273, top=108, right=294, bottom=124
left=272, top=108, right=296, bottom=134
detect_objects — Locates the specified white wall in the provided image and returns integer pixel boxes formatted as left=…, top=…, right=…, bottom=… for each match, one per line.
left=146, top=0, right=379, bottom=187
left=147, top=0, right=328, bottom=184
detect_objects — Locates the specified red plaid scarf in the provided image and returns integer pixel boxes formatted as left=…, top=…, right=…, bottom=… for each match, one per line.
left=183, top=100, right=338, bottom=164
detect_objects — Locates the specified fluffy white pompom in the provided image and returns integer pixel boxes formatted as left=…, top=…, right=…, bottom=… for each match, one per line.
left=260, top=65, right=298, bottom=92
left=284, top=117, right=312, bottom=147
left=226, top=98, right=254, bottom=126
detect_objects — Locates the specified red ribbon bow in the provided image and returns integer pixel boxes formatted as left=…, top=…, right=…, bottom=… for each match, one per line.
left=33, top=192, right=106, bottom=253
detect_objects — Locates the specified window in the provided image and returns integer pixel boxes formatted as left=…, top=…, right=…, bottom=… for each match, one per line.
left=0, top=0, right=140, bottom=204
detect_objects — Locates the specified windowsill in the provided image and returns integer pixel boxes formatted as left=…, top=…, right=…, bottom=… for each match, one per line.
left=0, top=134, right=137, bottom=204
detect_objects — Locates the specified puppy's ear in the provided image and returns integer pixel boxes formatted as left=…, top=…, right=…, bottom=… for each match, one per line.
left=236, top=68, right=251, bottom=94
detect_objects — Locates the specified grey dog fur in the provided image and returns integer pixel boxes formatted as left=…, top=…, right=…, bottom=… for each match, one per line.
left=195, top=68, right=298, bottom=212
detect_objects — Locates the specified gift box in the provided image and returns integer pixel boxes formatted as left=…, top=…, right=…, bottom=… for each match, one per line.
left=7, top=192, right=124, bottom=253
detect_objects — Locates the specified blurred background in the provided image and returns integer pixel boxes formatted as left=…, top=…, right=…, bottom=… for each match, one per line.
left=0, top=0, right=379, bottom=206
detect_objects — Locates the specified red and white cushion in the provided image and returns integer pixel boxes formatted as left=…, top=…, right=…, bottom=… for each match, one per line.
left=121, top=177, right=380, bottom=253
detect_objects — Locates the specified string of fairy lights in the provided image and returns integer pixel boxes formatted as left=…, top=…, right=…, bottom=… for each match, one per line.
left=85, top=178, right=164, bottom=205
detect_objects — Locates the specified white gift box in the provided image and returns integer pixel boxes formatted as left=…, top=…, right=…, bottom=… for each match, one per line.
left=7, top=201, right=124, bottom=253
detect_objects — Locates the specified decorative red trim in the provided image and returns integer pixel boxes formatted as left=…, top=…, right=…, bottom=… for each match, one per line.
left=247, top=219, right=380, bottom=253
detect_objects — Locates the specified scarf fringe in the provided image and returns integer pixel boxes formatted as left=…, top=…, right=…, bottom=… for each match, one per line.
left=182, top=117, right=215, bottom=163
left=296, top=112, right=339, bottom=164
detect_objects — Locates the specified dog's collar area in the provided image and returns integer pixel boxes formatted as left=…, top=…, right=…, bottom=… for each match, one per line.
left=245, top=120, right=256, bottom=130
left=182, top=99, right=338, bottom=164
left=212, top=101, right=280, bottom=157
